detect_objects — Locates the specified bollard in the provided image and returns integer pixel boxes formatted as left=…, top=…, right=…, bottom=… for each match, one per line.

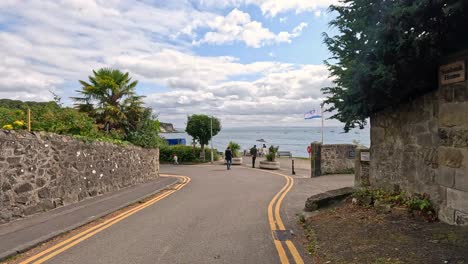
left=292, top=159, right=296, bottom=175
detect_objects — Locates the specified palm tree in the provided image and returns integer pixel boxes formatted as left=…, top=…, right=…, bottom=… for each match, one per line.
left=72, top=68, right=144, bottom=134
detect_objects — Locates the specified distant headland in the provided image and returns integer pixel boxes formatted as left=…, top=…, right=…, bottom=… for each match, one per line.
left=160, top=122, right=179, bottom=133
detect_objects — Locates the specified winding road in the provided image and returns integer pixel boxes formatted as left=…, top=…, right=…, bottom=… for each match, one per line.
left=19, top=165, right=306, bottom=264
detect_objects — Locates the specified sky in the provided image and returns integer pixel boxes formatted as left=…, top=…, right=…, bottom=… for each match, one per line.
left=0, top=0, right=343, bottom=128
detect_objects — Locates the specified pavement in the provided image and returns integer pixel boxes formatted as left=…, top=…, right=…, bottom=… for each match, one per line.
left=241, top=156, right=311, bottom=177
left=0, top=176, right=178, bottom=261
left=1, top=163, right=354, bottom=264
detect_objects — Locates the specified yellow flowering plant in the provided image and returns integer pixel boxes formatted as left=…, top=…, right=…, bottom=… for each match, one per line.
left=13, top=120, right=25, bottom=129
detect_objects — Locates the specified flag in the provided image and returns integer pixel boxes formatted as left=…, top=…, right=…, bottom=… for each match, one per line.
left=304, top=109, right=322, bottom=120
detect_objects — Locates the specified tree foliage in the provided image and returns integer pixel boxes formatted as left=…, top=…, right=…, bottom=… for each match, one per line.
left=72, top=68, right=145, bottom=134
left=126, top=109, right=166, bottom=148
left=185, top=114, right=221, bottom=160
left=322, top=0, right=468, bottom=131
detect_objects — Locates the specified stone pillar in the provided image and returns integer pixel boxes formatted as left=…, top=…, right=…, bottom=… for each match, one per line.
left=310, top=142, right=322, bottom=177
left=355, top=148, right=370, bottom=187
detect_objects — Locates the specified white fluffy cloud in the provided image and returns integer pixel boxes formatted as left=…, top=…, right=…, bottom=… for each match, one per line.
left=0, top=0, right=332, bottom=127
left=194, top=0, right=339, bottom=17
left=250, top=0, right=339, bottom=17
left=192, top=9, right=307, bottom=48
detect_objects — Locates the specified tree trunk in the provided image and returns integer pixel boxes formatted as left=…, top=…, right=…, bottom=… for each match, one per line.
left=200, top=144, right=205, bottom=161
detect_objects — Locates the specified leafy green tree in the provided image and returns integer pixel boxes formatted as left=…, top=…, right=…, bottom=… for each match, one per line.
left=186, top=114, right=221, bottom=161
left=322, top=0, right=468, bottom=132
left=126, top=109, right=166, bottom=148
left=72, top=68, right=145, bottom=135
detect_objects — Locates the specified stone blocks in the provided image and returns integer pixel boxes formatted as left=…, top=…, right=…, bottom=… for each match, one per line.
left=321, top=144, right=356, bottom=174
left=454, top=168, right=468, bottom=192
left=0, top=130, right=159, bottom=223
left=436, top=166, right=455, bottom=188
left=369, top=55, right=468, bottom=225
left=447, top=188, right=468, bottom=213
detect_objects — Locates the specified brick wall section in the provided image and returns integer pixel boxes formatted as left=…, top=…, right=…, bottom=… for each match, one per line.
left=0, top=130, right=159, bottom=223
left=370, top=50, right=468, bottom=225
left=321, top=144, right=356, bottom=174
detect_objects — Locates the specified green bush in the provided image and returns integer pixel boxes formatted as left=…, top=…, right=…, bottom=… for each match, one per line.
left=353, top=188, right=436, bottom=221
left=160, top=145, right=218, bottom=163
left=0, top=99, right=166, bottom=149
left=266, top=145, right=279, bottom=162
left=228, top=141, right=241, bottom=157
left=0, top=100, right=98, bottom=136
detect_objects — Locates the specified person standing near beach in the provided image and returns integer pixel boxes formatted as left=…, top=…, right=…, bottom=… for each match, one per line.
left=262, top=144, right=268, bottom=156
left=225, top=146, right=233, bottom=170
left=250, top=145, right=258, bottom=168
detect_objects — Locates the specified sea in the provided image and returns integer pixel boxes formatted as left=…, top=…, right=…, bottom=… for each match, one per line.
left=160, top=126, right=370, bottom=158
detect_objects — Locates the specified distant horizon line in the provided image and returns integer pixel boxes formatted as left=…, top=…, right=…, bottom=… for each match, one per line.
left=168, top=125, right=370, bottom=130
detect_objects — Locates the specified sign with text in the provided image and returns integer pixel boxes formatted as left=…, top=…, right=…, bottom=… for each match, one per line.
left=440, top=60, right=465, bottom=85
left=360, top=151, right=370, bottom=162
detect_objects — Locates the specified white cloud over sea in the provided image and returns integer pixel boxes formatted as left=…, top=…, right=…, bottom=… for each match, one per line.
left=0, top=0, right=340, bottom=128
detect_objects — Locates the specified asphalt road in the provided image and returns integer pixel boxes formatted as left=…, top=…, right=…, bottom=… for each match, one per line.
left=43, top=165, right=290, bottom=264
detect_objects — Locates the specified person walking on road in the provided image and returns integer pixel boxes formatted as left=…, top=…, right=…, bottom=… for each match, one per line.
left=173, top=153, right=179, bottom=165
left=250, top=145, right=258, bottom=168
left=225, top=147, right=233, bottom=170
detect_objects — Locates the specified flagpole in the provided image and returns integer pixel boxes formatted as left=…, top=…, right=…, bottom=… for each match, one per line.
left=321, top=104, right=324, bottom=144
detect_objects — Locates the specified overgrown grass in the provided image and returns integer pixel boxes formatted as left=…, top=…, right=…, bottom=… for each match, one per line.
left=297, top=214, right=319, bottom=256
left=352, top=188, right=437, bottom=221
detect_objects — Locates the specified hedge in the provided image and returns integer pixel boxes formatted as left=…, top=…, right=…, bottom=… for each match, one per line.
left=160, top=145, right=219, bottom=163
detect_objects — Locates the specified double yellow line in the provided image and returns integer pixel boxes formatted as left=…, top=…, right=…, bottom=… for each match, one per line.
left=267, top=172, right=305, bottom=264
left=19, top=175, right=190, bottom=264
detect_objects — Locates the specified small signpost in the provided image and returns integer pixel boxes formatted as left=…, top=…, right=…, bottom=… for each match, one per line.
left=360, top=151, right=370, bottom=162
left=440, top=60, right=466, bottom=85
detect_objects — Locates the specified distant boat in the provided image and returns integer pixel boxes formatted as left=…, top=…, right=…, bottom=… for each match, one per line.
left=256, top=139, right=267, bottom=142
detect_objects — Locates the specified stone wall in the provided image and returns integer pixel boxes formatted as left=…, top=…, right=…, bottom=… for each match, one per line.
left=321, top=144, right=356, bottom=174
left=355, top=148, right=370, bottom=187
left=0, top=130, right=159, bottom=223
left=370, top=50, right=468, bottom=225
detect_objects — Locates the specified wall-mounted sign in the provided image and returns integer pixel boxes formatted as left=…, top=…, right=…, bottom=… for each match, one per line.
left=360, top=152, right=370, bottom=162
left=440, top=60, right=465, bottom=85
left=348, top=150, right=356, bottom=159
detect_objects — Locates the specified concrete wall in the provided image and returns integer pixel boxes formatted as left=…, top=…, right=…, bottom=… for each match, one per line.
left=321, top=144, right=356, bottom=174
left=0, top=130, right=159, bottom=223
left=370, top=50, right=468, bottom=225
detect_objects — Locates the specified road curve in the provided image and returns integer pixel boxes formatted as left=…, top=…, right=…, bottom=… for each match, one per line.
left=27, top=165, right=301, bottom=264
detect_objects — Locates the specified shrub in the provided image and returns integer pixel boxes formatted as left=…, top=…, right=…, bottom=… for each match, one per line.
left=266, top=145, right=279, bottom=162
left=160, top=145, right=218, bottom=163
left=352, top=188, right=437, bottom=221
left=228, top=141, right=241, bottom=157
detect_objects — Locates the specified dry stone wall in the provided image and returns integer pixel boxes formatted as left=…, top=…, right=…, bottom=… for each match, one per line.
left=0, top=130, right=159, bottom=223
left=321, top=144, right=356, bottom=174
left=370, top=50, right=468, bottom=225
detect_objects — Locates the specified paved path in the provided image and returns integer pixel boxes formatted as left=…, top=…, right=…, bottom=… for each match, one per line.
left=0, top=176, right=178, bottom=260
left=5, top=164, right=354, bottom=264
left=31, top=165, right=286, bottom=264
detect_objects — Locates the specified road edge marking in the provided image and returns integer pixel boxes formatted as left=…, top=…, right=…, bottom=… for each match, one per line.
left=263, top=169, right=305, bottom=264
left=20, top=175, right=190, bottom=264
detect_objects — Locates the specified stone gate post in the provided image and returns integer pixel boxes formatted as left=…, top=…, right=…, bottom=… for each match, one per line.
left=355, top=148, right=370, bottom=187
left=310, top=142, right=322, bottom=177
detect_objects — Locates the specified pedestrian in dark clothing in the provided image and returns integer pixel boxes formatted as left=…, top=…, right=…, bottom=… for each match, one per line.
left=225, top=147, right=233, bottom=170
left=250, top=145, right=258, bottom=168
